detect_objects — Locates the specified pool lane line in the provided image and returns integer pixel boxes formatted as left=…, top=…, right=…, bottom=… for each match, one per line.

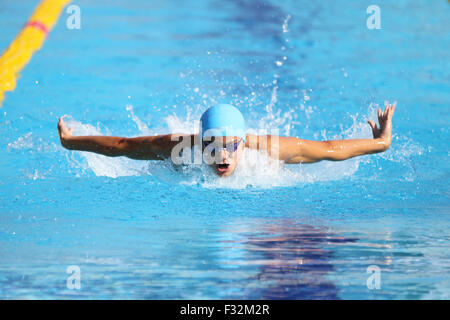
left=0, top=0, right=71, bottom=107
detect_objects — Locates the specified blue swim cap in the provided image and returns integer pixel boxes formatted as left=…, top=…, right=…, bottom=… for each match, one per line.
left=200, top=104, right=246, bottom=142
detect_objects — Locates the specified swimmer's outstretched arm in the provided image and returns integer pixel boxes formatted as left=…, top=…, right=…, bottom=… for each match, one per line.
left=57, top=118, right=196, bottom=160
left=250, top=103, right=396, bottom=164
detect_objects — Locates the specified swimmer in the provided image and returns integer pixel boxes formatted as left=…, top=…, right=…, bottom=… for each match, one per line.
left=58, top=103, right=396, bottom=177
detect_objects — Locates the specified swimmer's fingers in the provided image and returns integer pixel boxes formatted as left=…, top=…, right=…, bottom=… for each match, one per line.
left=384, top=102, right=389, bottom=116
left=388, top=102, right=396, bottom=120
left=367, top=120, right=380, bottom=138
left=377, top=108, right=383, bottom=127
left=57, top=118, right=65, bottom=136
left=370, top=103, right=395, bottom=140
left=384, top=102, right=391, bottom=123
left=57, top=117, right=73, bottom=139
left=57, top=118, right=63, bottom=136
left=383, top=102, right=396, bottom=127
left=379, top=102, right=395, bottom=127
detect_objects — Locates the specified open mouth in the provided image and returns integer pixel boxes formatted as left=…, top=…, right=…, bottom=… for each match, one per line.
left=216, top=163, right=230, bottom=173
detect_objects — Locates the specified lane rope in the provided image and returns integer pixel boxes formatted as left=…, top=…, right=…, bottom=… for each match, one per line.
left=0, top=0, right=71, bottom=107
left=25, top=21, right=50, bottom=35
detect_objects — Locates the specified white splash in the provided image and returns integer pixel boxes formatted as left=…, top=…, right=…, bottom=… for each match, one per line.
left=60, top=102, right=423, bottom=188
left=282, top=15, right=291, bottom=33
left=64, top=117, right=150, bottom=178
left=7, top=133, right=34, bottom=150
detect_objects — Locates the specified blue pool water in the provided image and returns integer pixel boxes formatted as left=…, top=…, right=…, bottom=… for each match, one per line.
left=0, top=0, right=449, bottom=299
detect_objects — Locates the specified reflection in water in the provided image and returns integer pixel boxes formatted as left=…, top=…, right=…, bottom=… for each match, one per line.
left=221, top=220, right=358, bottom=299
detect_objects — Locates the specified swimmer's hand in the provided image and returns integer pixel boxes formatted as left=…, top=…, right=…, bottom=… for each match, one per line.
left=367, top=102, right=396, bottom=148
left=57, top=117, right=73, bottom=147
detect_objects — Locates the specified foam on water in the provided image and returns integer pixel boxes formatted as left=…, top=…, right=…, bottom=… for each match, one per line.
left=55, top=101, right=422, bottom=188
left=64, top=116, right=150, bottom=178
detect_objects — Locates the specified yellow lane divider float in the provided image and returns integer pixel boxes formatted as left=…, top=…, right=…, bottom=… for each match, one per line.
left=0, top=0, right=71, bottom=107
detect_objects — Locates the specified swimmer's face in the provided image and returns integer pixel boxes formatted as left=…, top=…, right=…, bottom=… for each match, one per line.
left=202, top=136, right=245, bottom=177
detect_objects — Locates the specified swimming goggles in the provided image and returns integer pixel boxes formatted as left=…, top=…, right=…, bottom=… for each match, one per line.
left=202, top=138, right=242, bottom=156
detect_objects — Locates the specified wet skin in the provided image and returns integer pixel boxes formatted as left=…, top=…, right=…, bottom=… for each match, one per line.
left=57, top=103, right=396, bottom=178
left=201, top=136, right=245, bottom=177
